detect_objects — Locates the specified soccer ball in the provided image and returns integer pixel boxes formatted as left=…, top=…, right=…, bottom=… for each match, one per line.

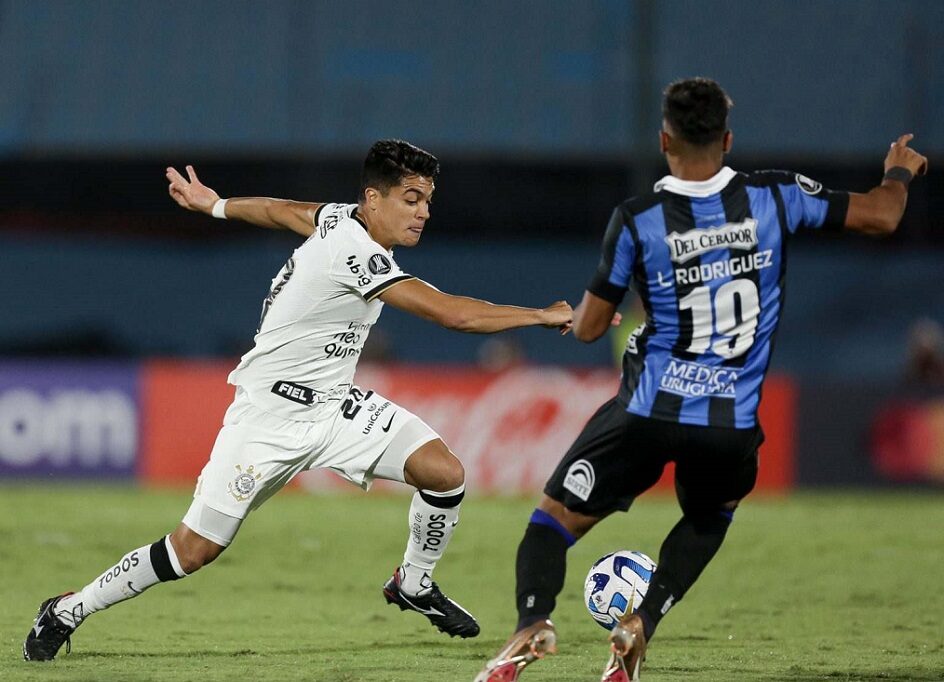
left=584, top=550, right=656, bottom=630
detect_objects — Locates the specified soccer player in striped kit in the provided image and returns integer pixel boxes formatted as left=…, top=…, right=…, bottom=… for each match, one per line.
left=475, top=78, right=927, bottom=682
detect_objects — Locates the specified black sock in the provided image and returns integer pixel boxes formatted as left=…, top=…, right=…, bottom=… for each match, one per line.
left=515, top=512, right=574, bottom=631
left=637, top=510, right=732, bottom=640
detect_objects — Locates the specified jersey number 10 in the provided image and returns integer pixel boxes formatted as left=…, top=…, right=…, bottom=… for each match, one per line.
left=678, top=280, right=760, bottom=359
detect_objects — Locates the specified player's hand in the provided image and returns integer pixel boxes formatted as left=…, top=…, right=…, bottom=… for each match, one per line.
left=539, top=300, right=573, bottom=333
left=884, top=134, right=928, bottom=177
left=560, top=309, right=622, bottom=336
left=166, top=165, right=221, bottom=214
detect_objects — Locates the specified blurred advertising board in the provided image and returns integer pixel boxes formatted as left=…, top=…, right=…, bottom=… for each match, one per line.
left=796, top=383, right=944, bottom=487
left=137, top=362, right=796, bottom=494
left=138, top=360, right=236, bottom=484
left=0, top=359, right=796, bottom=493
left=871, top=398, right=944, bottom=483
left=0, top=361, right=139, bottom=478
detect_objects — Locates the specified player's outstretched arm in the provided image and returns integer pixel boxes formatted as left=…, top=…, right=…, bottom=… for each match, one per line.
left=845, top=134, right=928, bottom=235
left=378, top=279, right=573, bottom=334
left=166, top=165, right=318, bottom=237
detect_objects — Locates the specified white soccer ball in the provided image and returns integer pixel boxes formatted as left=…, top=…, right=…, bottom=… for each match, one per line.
left=584, top=550, right=656, bottom=630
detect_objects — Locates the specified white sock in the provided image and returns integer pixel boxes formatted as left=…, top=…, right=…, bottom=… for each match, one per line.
left=55, top=536, right=187, bottom=628
left=399, top=485, right=463, bottom=596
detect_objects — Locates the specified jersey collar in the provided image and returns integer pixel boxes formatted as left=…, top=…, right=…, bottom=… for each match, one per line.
left=350, top=206, right=369, bottom=231
left=653, top=166, right=737, bottom=198
left=349, top=205, right=394, bottom=254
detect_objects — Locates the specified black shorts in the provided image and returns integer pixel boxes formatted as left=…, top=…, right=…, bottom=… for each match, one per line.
left=544, top=397, right=763, bottom=517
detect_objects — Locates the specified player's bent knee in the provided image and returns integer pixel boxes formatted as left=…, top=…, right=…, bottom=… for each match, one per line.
left=420, top=465, right=464, bottom=494
left=435, top=455, right=465, bottom=492
left=404, top=440, right=465, bottom=492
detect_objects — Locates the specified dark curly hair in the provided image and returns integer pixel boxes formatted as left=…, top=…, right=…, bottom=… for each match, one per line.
left=360, top=139, right=439, bottom=199
left=662, top=78, right=733, bottom=146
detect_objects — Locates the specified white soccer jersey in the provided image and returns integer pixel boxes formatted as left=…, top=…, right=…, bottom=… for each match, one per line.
left=227, top=203, right=414, bottom=420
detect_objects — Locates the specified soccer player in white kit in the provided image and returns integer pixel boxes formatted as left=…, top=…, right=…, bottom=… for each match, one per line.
left=24, top=140, right=574, bottom=661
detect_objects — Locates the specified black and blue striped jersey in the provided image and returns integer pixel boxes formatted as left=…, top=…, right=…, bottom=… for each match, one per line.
left=588, top=167, right=849, bottom=428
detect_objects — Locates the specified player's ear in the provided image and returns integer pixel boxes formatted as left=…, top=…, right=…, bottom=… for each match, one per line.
left=722, top=130, right=733, bottom=154
left=659, top=130, right=671, bottom=154
left=364, top=187, right=380, bottom=210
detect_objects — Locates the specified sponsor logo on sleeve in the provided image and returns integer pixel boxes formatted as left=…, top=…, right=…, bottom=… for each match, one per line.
left=320, top=213, right=341, bottom=238
left=345, top=255, right=373, bottom=287
left=563, top=459, right=596, bottom=501
left=368, top=253, right=392, bottom=275
left=795, top=174, right=822, bottom=195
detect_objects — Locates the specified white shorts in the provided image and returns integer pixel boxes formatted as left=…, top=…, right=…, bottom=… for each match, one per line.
left=182, top=386, right=439, bottom=543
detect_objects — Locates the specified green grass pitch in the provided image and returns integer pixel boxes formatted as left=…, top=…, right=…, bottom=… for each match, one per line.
left=1, top=485, right=942, bottom=681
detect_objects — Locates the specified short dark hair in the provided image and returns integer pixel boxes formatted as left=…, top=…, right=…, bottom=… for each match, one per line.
left=360, top=139, right=439, bottom=199
left=662, top=78, right=733, bottom=146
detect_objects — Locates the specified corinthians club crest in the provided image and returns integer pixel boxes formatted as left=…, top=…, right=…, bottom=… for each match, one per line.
left=228, top=464, right=262, bottom=502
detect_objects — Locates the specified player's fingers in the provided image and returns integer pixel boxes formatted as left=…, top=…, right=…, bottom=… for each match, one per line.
left=167, top=178, right=186, bottom=198
left=186, top=165, right=199, bottom=183
left=894, top=133, right=914, bottom=148
left=167, top=186, right=187, bottom=206
left=166, top=167, right=187, bottom=185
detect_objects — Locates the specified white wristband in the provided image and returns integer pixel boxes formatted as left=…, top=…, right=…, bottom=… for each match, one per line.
left=211, top=198, right=228, bottom=219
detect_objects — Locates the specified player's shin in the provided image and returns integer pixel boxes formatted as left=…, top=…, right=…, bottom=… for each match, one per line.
left=636, top=509, right=733, bottom=639
left=53, top=536, right=188, bottom=628
left=515, top=510, right=575, bottom=631
left=399, top=485, right=464, bottom=595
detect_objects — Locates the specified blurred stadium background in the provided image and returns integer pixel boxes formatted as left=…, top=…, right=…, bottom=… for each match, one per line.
left=1, top=0, right=942, bottom=493
left=2, top=2, right=944, bottom=679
